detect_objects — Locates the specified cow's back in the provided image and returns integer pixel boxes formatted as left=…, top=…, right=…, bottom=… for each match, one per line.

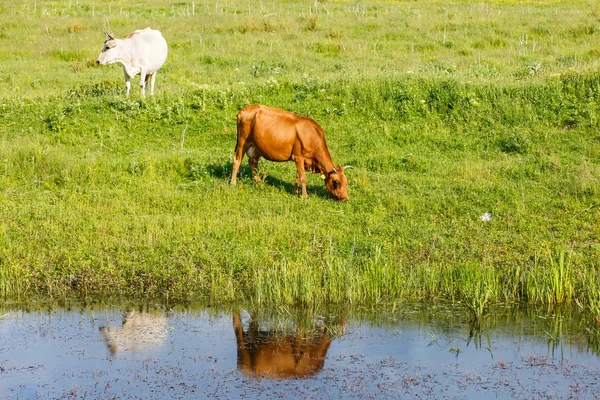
left=237, top=105, right=296, bottom=161
left=237, top=104, right=329, bottom=163
left=128, top=28, right=168, bottom=73
left=238, top=104, right=300, bottom=128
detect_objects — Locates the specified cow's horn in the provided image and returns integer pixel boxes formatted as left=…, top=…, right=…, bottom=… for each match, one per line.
left=104, top=31, right=115, bottom=40
left=343, top=165, right=353, bottom=170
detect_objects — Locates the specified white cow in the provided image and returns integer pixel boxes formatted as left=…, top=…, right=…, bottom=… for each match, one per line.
left=99, top=311, right=168, bottom=355
left=96, top=27, right=168, bottom=96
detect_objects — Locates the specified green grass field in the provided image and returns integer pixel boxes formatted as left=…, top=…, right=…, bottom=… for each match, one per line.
left=0, top=0, right=599, bottom=320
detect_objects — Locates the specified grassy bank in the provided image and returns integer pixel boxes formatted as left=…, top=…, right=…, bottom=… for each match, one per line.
left=0, top=1, right=599, bottom=319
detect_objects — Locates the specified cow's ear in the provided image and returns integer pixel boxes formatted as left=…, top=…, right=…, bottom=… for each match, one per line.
left=107, top=40, right=117, bottom=48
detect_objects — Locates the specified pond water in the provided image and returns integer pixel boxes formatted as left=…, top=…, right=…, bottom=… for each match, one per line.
left=1, top=303, right=599, bottom=399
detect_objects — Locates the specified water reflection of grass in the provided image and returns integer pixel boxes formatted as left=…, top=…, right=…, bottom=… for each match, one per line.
left=250, top=302, right=600, bottom=357
left=327, top=301, right=600, bottom=357
left=3, top=301, right=599, bottom=357
left=0, top=0, right=599, bottom=322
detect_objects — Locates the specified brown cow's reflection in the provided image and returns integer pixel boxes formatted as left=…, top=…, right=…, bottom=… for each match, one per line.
left=233, top=312, right=344, bottom=379
left=100, top=310, right=167, bottom=356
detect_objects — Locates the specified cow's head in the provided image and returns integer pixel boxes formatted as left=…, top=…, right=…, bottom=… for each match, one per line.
left=96, top=32, right=118, bottom=65
left=324, top=165, right=351, bottom=202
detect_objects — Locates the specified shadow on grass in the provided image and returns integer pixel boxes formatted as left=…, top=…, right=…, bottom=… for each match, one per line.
left=206, top=161, right=234, bottom=180
left=207, top=161, right=332, bottom=200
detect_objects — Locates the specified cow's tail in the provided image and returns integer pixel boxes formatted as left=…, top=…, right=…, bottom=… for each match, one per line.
left=234, top=111, right=245, bottom=153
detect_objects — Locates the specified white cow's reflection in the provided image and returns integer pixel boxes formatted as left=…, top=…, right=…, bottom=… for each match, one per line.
left=233, top=312, right=345, bottom=379
left=100, top=310, right=167, bottom=355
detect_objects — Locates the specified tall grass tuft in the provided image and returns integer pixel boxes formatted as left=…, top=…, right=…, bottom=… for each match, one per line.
left=455, top=264, right=496, bottom=320
left=549, top=248, right=574, bottom=305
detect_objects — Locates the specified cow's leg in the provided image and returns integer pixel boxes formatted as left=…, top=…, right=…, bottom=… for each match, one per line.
left=294, top=158, right=308, bottom=199
left=143, top=74, right=152, bottom=96
left=148, top=73, right=157, bottom=96
left=231, top=137, right=247, bottom=185
left=248, top=156, right=260, bottom=182
left=246, top=145, right=260, bottom=182
left=294, top=171, right=300, bottom=195
left=139, top=68, right=147, bottom=97
left=123, top=70, right=131, bottom=96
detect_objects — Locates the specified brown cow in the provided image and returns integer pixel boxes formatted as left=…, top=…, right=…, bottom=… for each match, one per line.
left=233, top=312, right=345, bottom=379
left=231, top=104, right=351, bottom=202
